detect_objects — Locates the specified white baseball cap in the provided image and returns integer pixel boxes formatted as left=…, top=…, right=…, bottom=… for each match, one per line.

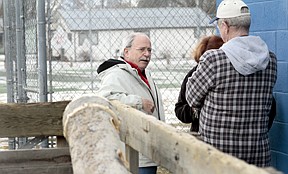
left=209, top=0, right=250, bottom=24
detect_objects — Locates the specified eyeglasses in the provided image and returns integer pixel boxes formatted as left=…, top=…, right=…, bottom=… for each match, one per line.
left=125, top=46, right=152, bottom=54
left=135, top=47, right=152, bottom=53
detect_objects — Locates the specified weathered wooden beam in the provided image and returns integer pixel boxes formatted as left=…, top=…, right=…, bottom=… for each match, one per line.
left=125, top=145, right=139, bottom=174
left=57, top=136, right=69, bottom=147
left=0, top=148, right=72, bottom=174
left=112, top=99, right=275, bottom=174
left=0, top=101, right=70, bottom=137
left=63, top=95, right=276, bottom=174
left=63, top=96, right=131, bottom=174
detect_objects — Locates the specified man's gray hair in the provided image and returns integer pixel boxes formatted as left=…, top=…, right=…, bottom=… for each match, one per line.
left=218, top=7, right=251, bottom=32
left=120, top=32, right=150, bottom=57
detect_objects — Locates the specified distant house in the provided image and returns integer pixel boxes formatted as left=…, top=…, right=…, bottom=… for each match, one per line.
left=51, top=7, right=215, bottom=61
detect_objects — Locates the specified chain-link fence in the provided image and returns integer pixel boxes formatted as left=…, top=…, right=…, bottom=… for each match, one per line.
left=2, top=0, right=217, bottom=148
left=49, top=0, right=217, bottom=128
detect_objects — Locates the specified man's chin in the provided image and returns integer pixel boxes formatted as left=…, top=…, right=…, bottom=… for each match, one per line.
left=139, top=64, right=148, bottom=71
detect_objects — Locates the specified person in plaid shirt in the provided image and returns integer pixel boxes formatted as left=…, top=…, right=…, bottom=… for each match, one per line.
left=186, top=0, right=277, bottom=167
left=175, top=35, right=224, bottom=135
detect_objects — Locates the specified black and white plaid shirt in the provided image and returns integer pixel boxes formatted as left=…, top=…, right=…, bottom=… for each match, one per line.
left=186, top=49, right=277, bottom=167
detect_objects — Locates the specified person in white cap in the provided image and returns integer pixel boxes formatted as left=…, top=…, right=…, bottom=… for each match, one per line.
left=186, top=0, right=277, bottom=167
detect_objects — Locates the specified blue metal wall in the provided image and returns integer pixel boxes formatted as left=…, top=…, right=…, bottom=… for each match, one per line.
left=216, top=0, right=288, bottom=173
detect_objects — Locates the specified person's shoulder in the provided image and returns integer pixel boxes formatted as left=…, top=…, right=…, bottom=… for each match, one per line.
left=200, top=49, right=226, bottom=62
left=97, top=59, right=126, bottom=74
left=187, top=65, right=197, bottom=76
left=97, top=58, right=126, bottom=74
left=205, top=49, right=225, bottom=57
left=269, top=51, right=277, bottom=60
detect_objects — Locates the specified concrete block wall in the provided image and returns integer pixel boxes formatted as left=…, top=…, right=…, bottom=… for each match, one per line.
left=216, top=0, right=288, bottom=173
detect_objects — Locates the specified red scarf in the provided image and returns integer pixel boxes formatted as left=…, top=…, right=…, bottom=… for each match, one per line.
left=125, top=60, right=151, bottom=88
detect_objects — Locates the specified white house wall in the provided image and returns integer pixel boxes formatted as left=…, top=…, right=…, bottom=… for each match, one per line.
left=51, top=26, right=72, bottom=58
left=151, top=28, right=196, bottom=59
left=152, top=28, right=215, bottom=59
left=93, top=30, right=131, bottom=61
left=53, top=28, right=215, bottom=62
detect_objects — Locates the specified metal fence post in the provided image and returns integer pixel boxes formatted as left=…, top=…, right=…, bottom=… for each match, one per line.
left=3, top=0, right=17, bottom=150
left=15, top=0, right=27, bottom=104
left=37, top=0, right=48, bottom=147
left=15, top=0, right=28, bottom=148
left=37, top=0, right=47, bottom=102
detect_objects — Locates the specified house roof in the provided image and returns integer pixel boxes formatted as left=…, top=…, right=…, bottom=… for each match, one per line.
left=59, top=7, right=213, bottom=31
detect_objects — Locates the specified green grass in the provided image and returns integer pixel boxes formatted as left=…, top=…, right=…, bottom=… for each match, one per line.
left=0, top=84, right=6, bottom=93
left=51, top=74, right=93, bottom=82
left=25, top=72, right=93, bottom=82
left=51, top=87, right=84, bottom=92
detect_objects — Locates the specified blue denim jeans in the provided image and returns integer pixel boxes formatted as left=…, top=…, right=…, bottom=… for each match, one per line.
left=139, top=166, right=157, bottom=174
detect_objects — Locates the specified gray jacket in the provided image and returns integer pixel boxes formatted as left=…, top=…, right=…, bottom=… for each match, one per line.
left=97, top=58, right=165, bottom=167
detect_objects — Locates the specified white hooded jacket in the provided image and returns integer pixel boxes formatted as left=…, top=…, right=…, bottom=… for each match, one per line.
left=220, top=36, right=270, bottom=75
left=97, top=58, right=165, bottom=167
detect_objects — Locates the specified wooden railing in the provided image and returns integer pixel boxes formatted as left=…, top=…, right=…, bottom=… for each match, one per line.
left=0, top=101, right=72, bottom=174
left=0, top=96, right=282, bottom=174
left=63, top=95, right=281, bottom=174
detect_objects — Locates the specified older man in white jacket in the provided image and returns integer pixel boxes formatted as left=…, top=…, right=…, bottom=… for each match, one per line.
left=97, top=32, right=165, bottom=174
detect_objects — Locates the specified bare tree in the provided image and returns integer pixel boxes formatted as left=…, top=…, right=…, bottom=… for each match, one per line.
left=136, top=0, right=196, bottom=8
left=172, top=0, right=197, bottom=7
left=136, top=0, right=169, bottom=8
left=136, top=0, right=216, bottom=17
left=74, top=0, right=86, bottom=9
left=59, top=0, right=215, bottom=12
left=198, top=0, right=216, bottom=17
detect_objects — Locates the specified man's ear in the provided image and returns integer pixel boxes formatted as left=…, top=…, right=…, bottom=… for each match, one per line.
left=222, top=22, right=229, bottom=34
left=124, top=48, right=129, bottom=57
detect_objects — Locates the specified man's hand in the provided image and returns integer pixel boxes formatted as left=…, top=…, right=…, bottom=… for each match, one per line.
left=142, top=98, right=155, bottom=115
